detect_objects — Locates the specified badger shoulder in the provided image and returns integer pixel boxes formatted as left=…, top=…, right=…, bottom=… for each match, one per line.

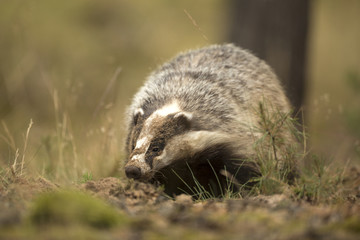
left=125, top=44, right=292, bottom=149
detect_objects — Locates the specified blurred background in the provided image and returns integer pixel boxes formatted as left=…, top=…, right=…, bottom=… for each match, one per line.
left=0, top=0, right=359, bottom=182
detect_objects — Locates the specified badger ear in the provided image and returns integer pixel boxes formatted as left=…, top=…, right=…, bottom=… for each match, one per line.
left=173, top=112, right=192, bottom=129
left=133, top=108, right=144, bottom=125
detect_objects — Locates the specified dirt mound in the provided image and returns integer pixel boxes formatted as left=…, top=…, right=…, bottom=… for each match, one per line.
left=0, top=176, right=57, bottom=226
left=81, top=177, right=166, bottom=214
left=0, top=175, right=359, bottom=239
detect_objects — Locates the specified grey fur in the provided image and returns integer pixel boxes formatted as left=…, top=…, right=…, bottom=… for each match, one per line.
left=124, top=44, right=295, bottom=195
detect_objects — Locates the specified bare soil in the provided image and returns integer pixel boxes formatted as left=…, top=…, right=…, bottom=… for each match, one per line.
left=0, top=169, right=360, bottom=240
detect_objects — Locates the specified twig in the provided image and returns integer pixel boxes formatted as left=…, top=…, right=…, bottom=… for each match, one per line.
left=1, top=121, right=16, bottom=151
left=11, top=148, right=19, bottom=177
left=20, top=119, right=33, bottom=175
left=183, top=9, right=209, bottom=42
left=93, top=67, right=122, bottom=119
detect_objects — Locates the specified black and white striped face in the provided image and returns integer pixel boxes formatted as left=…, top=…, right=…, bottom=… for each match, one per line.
left=125, top=101, right=192, bottom=180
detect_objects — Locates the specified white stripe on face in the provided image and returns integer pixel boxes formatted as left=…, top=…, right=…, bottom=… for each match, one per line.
left=133, top=136, right=151, bottom=164
left=144, top=101, right=181, bottom=129
left=131, top=153, right=146, bottom=163
left=135, top=136, right=150, bottom=149
left=155, top=101, right=181, bottom=116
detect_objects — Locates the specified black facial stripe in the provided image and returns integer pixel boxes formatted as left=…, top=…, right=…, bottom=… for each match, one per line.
left=162, top=114, right=191, bottom=135
left=145, top=138, right=165, bottom=168
left=145, top=155, right=154, bottom=169
left=142, top=111, right=192, bottom=169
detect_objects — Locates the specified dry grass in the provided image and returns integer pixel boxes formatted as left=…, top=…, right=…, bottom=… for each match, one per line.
left=0, top=0, right=227, bottom=186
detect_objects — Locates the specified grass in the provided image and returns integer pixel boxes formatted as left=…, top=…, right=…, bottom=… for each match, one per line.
left=250, top=101, right=351, bottom=203
left=251, top=101, right=354, bottom=203
left=165, top=100, right=351, bottom=204
left=248, top=102, right=301, bottom=196
left=172, top=162, right=245, bottom=201
left=80, top=172, right=93, bottom=183
left=293, top=155, right=348, bottom=203
left=0, top=89, right=352, bottom=207
left=0, top=0, right=225, bottom=186
left=0, top=119, right=33, bottom=188
left=0, top=91, right=119, bottom=188
left=0, top=96, right=351, bottom=213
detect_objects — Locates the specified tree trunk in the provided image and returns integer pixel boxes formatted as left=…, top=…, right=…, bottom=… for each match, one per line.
left=228, top=0, right=310, bottom=114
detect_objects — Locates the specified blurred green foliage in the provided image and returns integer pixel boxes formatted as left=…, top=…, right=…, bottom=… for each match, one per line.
left=28, top=190, right=127, bottom=228
left=0, top=0, right=226, bottom=180
left=345, top=71, right=360, bottom=157
left=0, top=0, right=225, bottom=122
left=80, top=172, right=93, bottom=183
left=345, top=71, right=360, bottom=138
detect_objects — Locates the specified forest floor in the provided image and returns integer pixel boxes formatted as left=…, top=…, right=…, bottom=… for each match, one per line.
left=1, top=167, right=360, bottom=240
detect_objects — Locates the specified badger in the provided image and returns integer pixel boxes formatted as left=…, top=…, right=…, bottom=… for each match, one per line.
left=124, top=44, right=296, bottom=196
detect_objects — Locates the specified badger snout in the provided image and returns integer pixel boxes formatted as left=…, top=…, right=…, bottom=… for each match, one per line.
left=125, top=165, right=141, bottom=179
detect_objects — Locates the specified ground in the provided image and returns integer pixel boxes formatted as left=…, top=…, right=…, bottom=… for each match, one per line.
left=0, top=168, right=359, bottom=240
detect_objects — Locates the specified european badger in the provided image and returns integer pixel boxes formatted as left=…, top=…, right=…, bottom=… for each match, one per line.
left=124, top=44, right=295, bottom=196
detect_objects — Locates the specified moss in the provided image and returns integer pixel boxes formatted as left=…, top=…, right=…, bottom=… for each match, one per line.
left=28, top=190, right=128, bottom=229
left=334, top=217, right=360, bottom=233
left=0, top=225, right=119, bottom=240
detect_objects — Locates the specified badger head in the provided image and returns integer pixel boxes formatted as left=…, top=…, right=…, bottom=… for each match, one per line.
left=124, top=101, right=234, bottom=181
left=125, top=101, right=192, bottom=180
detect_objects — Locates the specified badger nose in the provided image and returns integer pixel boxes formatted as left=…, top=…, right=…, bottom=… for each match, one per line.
left=125, top=166, right=141, bottom=179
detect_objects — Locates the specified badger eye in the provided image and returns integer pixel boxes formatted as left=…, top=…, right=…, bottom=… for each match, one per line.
left=152, top=147, right=160, bottom=152
left=149, top=138, right=165, bottom=154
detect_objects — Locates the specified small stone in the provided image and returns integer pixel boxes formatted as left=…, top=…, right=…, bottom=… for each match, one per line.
left=175, top=194, right=193, bottom=206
